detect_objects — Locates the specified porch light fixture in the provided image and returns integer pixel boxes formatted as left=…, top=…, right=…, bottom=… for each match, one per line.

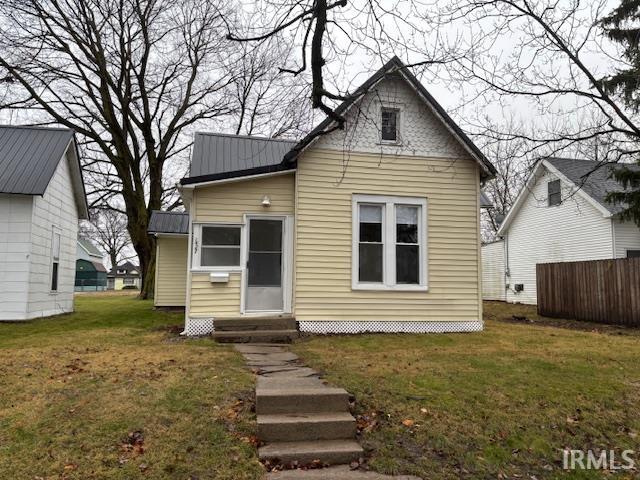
left=261, top=195, right=271, bottom=207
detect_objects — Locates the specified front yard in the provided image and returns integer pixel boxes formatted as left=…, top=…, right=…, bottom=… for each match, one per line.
left=2, top=297, right=639, bottom=479
left=0, top=293, right=262, bottom=480
left=293, top=302, right=640, bottom=479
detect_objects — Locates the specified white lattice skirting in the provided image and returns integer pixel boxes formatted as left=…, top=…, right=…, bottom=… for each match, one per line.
left=181, top=317, right=214, bottom=336
left=298, top=320, right=483, bottom=334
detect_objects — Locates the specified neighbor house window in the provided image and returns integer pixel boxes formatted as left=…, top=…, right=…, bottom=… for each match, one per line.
left=548, top=179, right=561, bottom=206
left=51, top=228, right=61, bottom=291
left=195, top=225, right=241, bottom=268
left=627, top=250, right=640, bottom=258
left=123, top=277, right=135, bottom=285
left=352, top=195, right=427, bottom=290
left=381, top=108, right=399, bottom=142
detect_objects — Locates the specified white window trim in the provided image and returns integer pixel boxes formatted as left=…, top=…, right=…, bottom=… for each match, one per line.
left=50, top=226, right=61, bottom=293
left=191, top=223, right=244, bottom=272
left=352, top=194, right=428, bottom=291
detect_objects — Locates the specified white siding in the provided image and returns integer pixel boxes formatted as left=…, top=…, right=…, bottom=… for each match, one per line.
left=481, top=240, right=505, bottom=301
left=0, top=194, right=33, bottom=320
left=26, top=148, right=79, bottom=319
left=613, top=219, right=640, bottom=258
left=505, top=168, right=614, bottom=304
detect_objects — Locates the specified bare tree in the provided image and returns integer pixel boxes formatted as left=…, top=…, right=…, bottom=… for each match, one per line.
left=0, top=0, right=249, bottom=298
left=80, top=210, right=135, bottom=271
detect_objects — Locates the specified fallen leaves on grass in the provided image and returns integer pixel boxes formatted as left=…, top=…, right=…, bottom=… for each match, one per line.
left=121, top=430, right=145, bottom=456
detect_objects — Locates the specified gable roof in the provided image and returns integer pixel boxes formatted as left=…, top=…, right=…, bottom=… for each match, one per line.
left=78, top=238, right=103, bottom=258
left=497, top=157, right=638, bottom=235
left=0, top=125, right=89, bottom=218
left=180, top=56, right=495, bottom=186
left=148, top=210, right=189, bottom=234
left=546, top=157, right=639, bottom=216
left=284, top=56, right=496, bottom=179
left=108, top=261, right=140, bottom=277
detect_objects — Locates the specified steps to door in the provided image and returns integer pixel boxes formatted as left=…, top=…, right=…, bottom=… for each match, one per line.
left=233, top=344, right=363, bottom=468
left=212, top=317, right=299, bottom=343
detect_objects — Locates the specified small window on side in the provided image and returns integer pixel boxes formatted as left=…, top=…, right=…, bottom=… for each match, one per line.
left=627, top=250, right=640, bottom=258
left=51, top=229, right=61, bottom=291
left=381, top=108, right=399, bottom=142
left=548, top=179, right=561, bottom=206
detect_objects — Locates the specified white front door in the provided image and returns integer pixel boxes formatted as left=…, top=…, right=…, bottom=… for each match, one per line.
left=244, top=217, right=286, bottom=312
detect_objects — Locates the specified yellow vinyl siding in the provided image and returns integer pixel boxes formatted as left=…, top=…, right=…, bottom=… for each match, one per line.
left=154, top=236, right=188, bottom=306
left=188, top=173, right=295, bottom=316
left=295, top=148, right=481, bottom=322
left=194, top=173, right=295, bottom=222
left=190, top=273, right=242, bottom=315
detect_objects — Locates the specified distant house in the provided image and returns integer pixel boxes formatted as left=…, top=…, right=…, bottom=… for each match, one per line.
left=482, top=158, right=640, bottom=304
left=0, top=125, right=88, bottom=321
left=107, top=261, right=141, bottom=290
left=75, top=238, right=107, bottom=291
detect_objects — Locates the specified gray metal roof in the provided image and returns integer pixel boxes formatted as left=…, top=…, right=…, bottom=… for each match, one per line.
left=547, top=157, right=640, bottom=215
left=188, top=132, right=297, bottom=180
left=78, top=238, right=103, bottom=257
left=148, top=210, right=189, bottom=234
left=480, top=191, right=493, bottom=209
left=0, top=125, right=75, bottom=195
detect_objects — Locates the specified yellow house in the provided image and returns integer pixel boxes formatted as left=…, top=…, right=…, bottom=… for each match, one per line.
left=148, top=57, right=496, bottom=336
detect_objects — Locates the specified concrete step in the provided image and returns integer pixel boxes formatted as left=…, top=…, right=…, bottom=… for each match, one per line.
left=212, top=329, right=299, bottom=344
left=256, top=387, right=350, bottom=415
left=258, top=412, right=356, bottom=442
left=214, top=317, right=297, bottom=332
left=259, top=439, right=363, bottom=466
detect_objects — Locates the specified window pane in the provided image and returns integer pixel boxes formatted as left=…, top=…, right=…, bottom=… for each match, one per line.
left=381, top=109, right=397, bottom=141
left=248, top=252, right=282, bottom=286
left=202, top=227, right=240, bottom=246
left=548, top=180, right=561, bottom=206
left=396, top=245, right=419, bottom=284
left=201, top=247, right=240, bottom=266
left=359, top=205, right=382, bottom=242
left=249, top=219, right=282, bottom=252
left=359, top=243, right=383, bottom=282
left=52, top=232, right=61, bottom=260
left=51, top=262, right=59, bottom=291
left=396, top=206, right=418, bottom=243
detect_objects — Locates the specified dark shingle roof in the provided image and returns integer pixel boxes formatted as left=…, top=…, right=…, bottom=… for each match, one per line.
left=0, top=125, right=74, bottom=194
left=183, top=133, right=297, bottom=184
left=546, top=157, right=640, bottom=215
left=108, top=261, right=140, bottom=277
left=148, top=210, right=189, bottom=234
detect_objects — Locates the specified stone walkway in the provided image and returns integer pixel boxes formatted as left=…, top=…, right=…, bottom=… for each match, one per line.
left=233, top=344, right=421, bottom=480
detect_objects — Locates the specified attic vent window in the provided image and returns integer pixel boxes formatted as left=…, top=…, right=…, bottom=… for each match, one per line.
left=381, top=108, right=399, bottom=142
left=548, top=179, right=561, bottom=206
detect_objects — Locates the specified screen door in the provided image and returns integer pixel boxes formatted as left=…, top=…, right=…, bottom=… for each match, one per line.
left=245, top=218, right=284, bottom=311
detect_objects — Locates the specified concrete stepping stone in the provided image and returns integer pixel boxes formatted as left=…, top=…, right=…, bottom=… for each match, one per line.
left=259, top=439, right=363, bottom=466
left=265, top=465, right=422, bottom=479
left=259, top=366, right=319, bottom=378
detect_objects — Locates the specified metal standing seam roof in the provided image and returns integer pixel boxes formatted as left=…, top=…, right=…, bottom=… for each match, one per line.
left=148, top=210, right=189, bottom=234
left=180, top=56, right=495, bottom=186
left=0, top=125, right=74, bottom=194
left=546, top=157, right=640, bottom=215
left=185, top=133, right=297, bottom=184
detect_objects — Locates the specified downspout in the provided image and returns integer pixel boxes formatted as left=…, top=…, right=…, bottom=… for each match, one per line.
left=610, top=217, right=617, bottom=259
left=182, top=189, right=195, bottom=335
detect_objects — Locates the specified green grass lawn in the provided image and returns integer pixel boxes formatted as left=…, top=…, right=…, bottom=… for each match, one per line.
left=292, top=302, right=640, bottom=480
left=0, top=293, right=263, bottom=480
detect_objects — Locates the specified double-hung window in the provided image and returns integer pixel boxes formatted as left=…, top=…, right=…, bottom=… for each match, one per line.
left=548, top=179, right=561, bottom=206
left=51, top=228, right=61, bottom=292
left=352, top=195, right=427, bottom=290
left=193, top=225, right=242, bottom=269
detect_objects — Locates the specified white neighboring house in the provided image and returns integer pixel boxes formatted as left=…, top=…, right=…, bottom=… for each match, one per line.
left=0, top=126, right=88, bottom=321
left=483, top=157, right=640, bottom=305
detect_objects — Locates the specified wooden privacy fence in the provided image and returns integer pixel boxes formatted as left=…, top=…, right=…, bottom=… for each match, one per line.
left=537, top=258, right=640, bottom=326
